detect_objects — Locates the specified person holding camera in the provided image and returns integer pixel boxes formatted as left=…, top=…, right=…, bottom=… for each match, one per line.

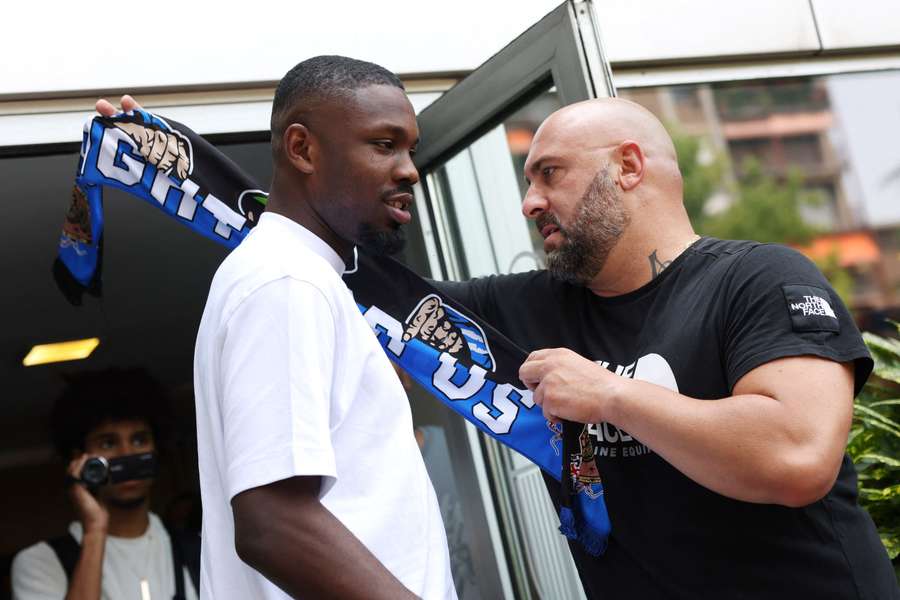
left=11, top=368, right=198, bottom=600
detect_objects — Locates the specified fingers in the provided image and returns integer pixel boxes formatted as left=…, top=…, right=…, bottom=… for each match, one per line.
left=148, top=129, right=169, bottom=164
left=112, top=122, right=190, bottom=177
left=95, top=95, right=142, bottom=118
left=175, top=142, right=190, bottom=179
left=156, top=132, right=179, bottom=172
left=519, top=356, right=546, bottom=388
left=120, top=95, right=142, bottom=112
left=67, top=453, right=89, bottom=479
left=95, top=99, right=117, bottom=117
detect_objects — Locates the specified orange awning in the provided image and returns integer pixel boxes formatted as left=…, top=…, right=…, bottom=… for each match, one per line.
left=796, top=231, right=881, bottom=267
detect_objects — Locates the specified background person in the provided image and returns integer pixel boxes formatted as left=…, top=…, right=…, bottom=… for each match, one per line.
left=11, top=367, right=198, bottom=600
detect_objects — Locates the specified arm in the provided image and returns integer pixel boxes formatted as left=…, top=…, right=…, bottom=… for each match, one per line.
left=219, top=278, right=417, bottom=597
left=232, top=476, right=417, bottom=599
left=64, top=455, right=108, bottom=600
left=521, top=350, right=853, bottom=506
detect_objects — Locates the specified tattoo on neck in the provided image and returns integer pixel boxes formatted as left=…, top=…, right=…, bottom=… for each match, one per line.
left=649, top=250, right=672, bottom=279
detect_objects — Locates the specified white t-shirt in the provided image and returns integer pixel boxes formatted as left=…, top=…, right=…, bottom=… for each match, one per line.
left=11, top=512, right=197, bottom=600
left=193, top=212, right=455, bottom=599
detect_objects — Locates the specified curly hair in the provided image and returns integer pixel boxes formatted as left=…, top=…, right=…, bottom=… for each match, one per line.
left=50, top=367, right=171, bottom=459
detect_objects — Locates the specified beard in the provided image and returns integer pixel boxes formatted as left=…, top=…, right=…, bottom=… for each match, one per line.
left=106, top=494, right=150, bottom=510
left=540, top=168, right=630, bottom=286
left=357, top=222, right=406, bottom=256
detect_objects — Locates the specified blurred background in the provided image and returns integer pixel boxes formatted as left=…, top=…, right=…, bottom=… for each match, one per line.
left=2, top=1, right=899, bottom=598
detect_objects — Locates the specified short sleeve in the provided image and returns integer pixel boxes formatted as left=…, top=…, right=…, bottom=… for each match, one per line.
left=11, top=543, right=67, bottom=600
left=220, top=277, right=338, bottom=501
left=723, top=244, right=873, bottom=395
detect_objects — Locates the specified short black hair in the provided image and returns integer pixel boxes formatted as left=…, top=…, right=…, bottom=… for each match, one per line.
left=270, top=55, right=404, bottom=152
left=50, top=367, right=171, bottom=459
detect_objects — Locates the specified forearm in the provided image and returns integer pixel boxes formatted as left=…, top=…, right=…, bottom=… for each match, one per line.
left=64, top=530, right=105, bottom=600
left=607, top=379, right=841, bottom=506
left=235, top=496, right=417, bottom=599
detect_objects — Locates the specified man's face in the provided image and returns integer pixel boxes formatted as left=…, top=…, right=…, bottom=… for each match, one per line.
left=521, top=121, right=630, bottom=284
left=83, top=418, right=155, bottom=508
left=312, top=84, right=420, bottom=255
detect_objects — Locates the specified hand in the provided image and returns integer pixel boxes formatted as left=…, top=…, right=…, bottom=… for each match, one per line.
left=518, top=348, right=623, bottom=424
left=113, top=121, right=191, bottom=178
left=67, top=454, right=109, bottom=534
left=95, top=94, right=142, bottom=117
left=95, top=95, right=190, bottom=178
left=403, top=297, right=465, bottom=354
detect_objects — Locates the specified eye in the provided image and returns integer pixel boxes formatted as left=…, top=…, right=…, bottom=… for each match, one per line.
left=409, top=146, right=418, bottom=157
left=98, top=437, right=116, bottom=450
left=132, top=432, right=151, bottom=448
left=542, top=166, right=557, bottom=180
left=373, top=140, right=394, bottom=152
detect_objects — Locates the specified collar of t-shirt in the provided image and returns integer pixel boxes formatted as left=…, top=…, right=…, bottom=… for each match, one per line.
left=256, top=212, right=346, bottom=275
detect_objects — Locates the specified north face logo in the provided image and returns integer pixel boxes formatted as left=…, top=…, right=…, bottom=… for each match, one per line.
left=790, top=295, right=836, bottom=319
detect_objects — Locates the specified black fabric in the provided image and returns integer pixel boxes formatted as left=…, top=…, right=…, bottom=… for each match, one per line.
left=46, top=533, right=80, bottom=580
left=168, top=529, right=202, bottom=600
left=45, top=527, right=199, bottom=599
left=435, top=237, right=896, bottom=600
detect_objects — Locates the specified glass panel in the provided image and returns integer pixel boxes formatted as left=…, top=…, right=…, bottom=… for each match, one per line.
left=617, top=70, right=900, bottom=332
left=429, top=88, right=563, bottom=280
left=424, top=84, right=588, bottom=600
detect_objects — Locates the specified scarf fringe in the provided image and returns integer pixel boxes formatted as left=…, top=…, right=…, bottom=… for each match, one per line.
left=558, top=506, right=609, bottom=557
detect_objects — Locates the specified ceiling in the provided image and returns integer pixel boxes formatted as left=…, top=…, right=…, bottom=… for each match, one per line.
left=0, top=141, right=273, bottom=466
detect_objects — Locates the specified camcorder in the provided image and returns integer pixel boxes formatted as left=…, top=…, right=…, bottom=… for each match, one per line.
left=78, top=452, right=158, bottom=487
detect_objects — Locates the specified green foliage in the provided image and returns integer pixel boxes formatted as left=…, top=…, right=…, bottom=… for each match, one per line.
left=671, top=129, right=852, bottom=300
left=850, top=322, right=900, bottom=561
left=703, top=158, right=822, bottom=245
left=672, top=132, right=724, bottom=230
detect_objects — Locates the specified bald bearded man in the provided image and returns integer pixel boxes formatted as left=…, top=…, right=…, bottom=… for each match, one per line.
left=438, top=98, right=898, bottom=599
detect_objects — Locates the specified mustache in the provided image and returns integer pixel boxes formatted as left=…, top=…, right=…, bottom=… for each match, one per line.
left=381, top=183, right=415, bottom=200
left=535, top=212, right=564, bottom=235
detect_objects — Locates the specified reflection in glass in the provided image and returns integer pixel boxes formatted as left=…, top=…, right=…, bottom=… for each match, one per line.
left=620, top=71, right=900, bottom=333
left=429, top=89, right=562, bottom=278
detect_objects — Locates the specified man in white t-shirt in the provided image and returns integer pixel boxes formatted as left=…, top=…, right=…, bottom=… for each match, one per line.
left=98, top=55, right=455, bottom=599
left=11, top=368, right=198, bottom=600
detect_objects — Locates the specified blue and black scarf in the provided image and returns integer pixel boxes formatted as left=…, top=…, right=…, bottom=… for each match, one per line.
left=56, top=109, right=611, bottom=557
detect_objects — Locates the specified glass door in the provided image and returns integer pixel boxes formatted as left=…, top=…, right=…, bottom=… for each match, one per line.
left=412, top=2, right=615, bottom=598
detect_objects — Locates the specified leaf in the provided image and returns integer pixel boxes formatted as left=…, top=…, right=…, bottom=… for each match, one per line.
left=857, top=454, right=900, bottom=468
left=854, top=405, right=900, bottom=437
left=868, top=399, right=900, bottom=409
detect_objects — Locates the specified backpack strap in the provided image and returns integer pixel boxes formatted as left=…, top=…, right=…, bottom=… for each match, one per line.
left=46, top=533, right=80, bottom=581
left=47, top=526, right=200, bottom=599
left=166, top=527, right=200, bottom=599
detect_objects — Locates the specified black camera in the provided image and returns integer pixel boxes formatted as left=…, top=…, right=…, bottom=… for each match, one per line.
left=79, top=452, right=158, bottom=487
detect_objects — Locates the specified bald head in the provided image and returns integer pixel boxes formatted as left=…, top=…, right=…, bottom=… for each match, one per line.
left=535, top=97, right=677, bottom=167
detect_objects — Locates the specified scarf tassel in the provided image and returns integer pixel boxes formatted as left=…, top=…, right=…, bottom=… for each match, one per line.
left=558, top=506, right=609, bottom=557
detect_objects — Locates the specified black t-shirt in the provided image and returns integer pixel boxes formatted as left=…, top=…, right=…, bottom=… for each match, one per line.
left=436, top=238, right=897, bottom=600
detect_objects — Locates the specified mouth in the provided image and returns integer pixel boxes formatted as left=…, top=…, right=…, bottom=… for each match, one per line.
left=540, top=223, right=560, bottom=239
left=384, top=193, right=413, bottom=225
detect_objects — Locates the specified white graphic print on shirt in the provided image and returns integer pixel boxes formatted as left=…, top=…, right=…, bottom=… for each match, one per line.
left=588, top=353, right=678, bottom=458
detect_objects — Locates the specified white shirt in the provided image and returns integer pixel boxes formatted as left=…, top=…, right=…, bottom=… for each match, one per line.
left=193, top=212, right=455, bottom=600
left=11, top=512, right=197, bottom=600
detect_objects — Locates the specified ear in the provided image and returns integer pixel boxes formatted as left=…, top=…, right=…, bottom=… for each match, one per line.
left=616, top=140, right=645, bottom=191
left=282, top=123, right=316, bottom=175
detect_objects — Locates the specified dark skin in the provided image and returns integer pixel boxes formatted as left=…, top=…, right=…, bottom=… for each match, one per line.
left=98, top=87, right=421, bottom=599
left=266, top=85, right=420, bottom=261
left=234, top=84, right=420, bottom=599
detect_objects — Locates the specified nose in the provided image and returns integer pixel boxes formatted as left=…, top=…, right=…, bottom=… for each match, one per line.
left=522, top=185, right=548, bottom=220
left=394, top=152, right=420, bottom=185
